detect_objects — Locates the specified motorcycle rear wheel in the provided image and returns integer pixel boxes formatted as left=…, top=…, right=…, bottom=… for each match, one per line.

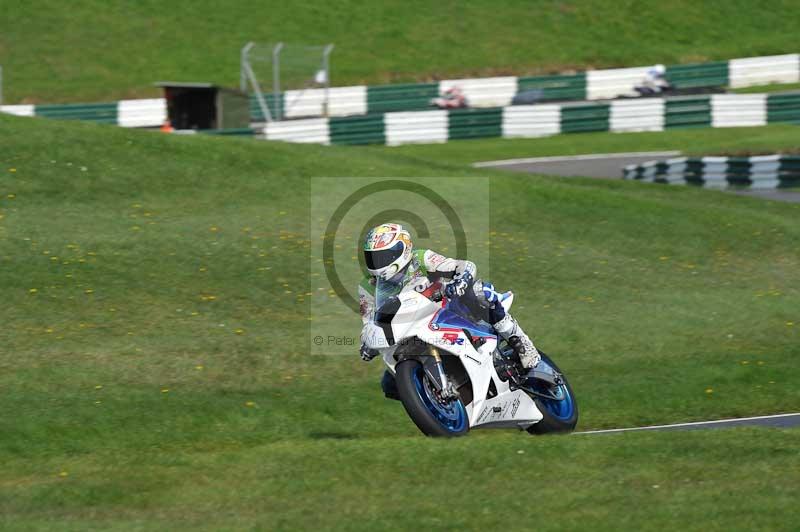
left=395, top=359, right=469, bottom=437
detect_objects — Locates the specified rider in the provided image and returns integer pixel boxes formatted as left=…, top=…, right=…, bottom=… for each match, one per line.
left=357, top=223, right=541, bottom=370
left=635, top=64, right=671, bottom=96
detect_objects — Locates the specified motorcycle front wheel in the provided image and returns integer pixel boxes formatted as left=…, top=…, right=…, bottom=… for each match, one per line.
left=395, top=359, right=469, bottom=437
left=526, top=353, right=579, bottom=435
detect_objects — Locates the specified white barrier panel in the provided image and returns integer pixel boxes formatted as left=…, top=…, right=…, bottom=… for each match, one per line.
left=439, top=77, right=518, bottom=108
left=701, top=156, right=729, bottom=189
left=664, top=157, right=689, bottom=185
left=711, top=94, right=767, bottom=128
left=384, top=110, right=448, bottom=146
left=117, top=98, right=167, bottom=128
left=729, top=54, right=800, bottom=88
left=264, top=118, right=330, bottom=144
left=587, top=66, right=651, bottom=100
left=748, top=154, right=782, bottom=189
left=501, top=104, right=561, bottom=138
left=0, top=104, right=35, bottom=117
left=638, top=160, right=659, bottom=183
left=282, top=86, right=367, bottom=118
left=610, top=99, right=665, bottom=132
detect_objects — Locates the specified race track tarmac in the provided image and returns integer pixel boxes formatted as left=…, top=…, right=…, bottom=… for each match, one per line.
left=474, top=152, right=800, bottom=203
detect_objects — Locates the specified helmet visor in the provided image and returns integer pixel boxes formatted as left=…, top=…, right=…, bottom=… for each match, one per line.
left=365, top=241, right=404, bottom=271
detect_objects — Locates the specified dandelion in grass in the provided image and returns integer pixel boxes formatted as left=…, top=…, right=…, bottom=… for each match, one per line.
left=245, top=401, right=256, bottom=407
left=705, top=388, right=714, bottom=394
left=29, top=288, right=38, bottom=294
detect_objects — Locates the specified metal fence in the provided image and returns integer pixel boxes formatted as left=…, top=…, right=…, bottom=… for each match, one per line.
left=240, top=42, right=333, bottom=122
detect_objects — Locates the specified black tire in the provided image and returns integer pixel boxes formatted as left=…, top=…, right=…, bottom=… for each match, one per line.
left=395, top=360, right=470, bottom=437
left=527, top=353, right=579, bottom=435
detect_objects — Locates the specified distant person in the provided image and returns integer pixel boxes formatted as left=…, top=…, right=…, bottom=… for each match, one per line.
left=431, top=86, right=468, bottom=109
left=635, top=64, right=672, bottom=96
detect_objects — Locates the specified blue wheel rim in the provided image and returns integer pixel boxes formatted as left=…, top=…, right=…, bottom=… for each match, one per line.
left=412, top=366, right=467, bottom=433
left=530, top=360, right=575, bottom=421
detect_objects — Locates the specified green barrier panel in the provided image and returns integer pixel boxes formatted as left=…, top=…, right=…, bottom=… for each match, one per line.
left=329, top=114, right=385, bottom=145
left=448, top=107, right=503, bottom=140
left=367, top=83, right=439, bottom=114
left=767, top=92, right=800, bottom=123
left=726, top=157, right=753, bottom=187
left=684, top=159, right=706, bottom=186
left=779, top=155, right=800, bottom=171
left=665, top=96, right=712, bottom=128
left=560, top=102, right=610, bottom=133
left=249, top=94, right=283, bottom=121
left=517, top=72, right=587, bottom=101
left=779, top=156, right=800, bottom=187
left=202, top=128, right=256, bottom=136
left=35, top=103, right=118, bottom=124
left=666, top=61, right=729, bottom=89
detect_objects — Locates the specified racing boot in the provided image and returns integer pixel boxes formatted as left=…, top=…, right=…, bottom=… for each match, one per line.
left=493, top=314, right=541, bottom=368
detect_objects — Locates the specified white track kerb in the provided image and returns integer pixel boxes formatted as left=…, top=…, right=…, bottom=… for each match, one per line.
left=576, top=412, right=800, bottom=434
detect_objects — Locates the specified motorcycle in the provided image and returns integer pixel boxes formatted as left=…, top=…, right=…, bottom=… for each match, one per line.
left=367, top=277, right=578, bottom=437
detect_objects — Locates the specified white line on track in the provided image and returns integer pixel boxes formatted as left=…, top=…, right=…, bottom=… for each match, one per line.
left=472, top=151, right=682, bottom=168
left=575, top=412, right=800, bottom=435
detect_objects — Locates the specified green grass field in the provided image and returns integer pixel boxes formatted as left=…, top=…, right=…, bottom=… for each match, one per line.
left=1, top=113, right=799, bottom=529
left=2, top=0, right=800, bottom=103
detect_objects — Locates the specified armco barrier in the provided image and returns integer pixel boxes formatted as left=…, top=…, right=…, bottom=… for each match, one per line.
left=623, top=155, right=800, bottom=189
left=35, top=102, right=118, bottom=124
left=258, top=91, right=800, bottom=147
left=4, top=53, right=798, bottom=126
left=501, top=104, right=561, bottom=138
left=666, top=61, right=729, bottom=90
left=366, top=83, right=439, bottom=114
left=329, top=114, right=385, bottom=145
left=0, top=104, right=35, bottom=117
left=664, top=96, right=712, bottom=128
left=517, top=73, right=586, bottom=101
left=560, top=101, right=610, bottom=133
left=118, top=98, right=167, bottom=128
left=6, top=91, right=798, bottom=148
left=767, top=92, right=800, bottom=123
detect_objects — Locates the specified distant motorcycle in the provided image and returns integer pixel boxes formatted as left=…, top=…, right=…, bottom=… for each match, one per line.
left=367, top=277, right=578, bottom=437
left=430, top=86, right=469, bottom=109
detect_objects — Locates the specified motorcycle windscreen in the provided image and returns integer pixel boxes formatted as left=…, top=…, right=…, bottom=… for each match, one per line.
left=432, top=308, right=495, bottom=338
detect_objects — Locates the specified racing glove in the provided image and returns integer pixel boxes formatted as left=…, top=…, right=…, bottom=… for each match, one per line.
left=360, top=343, right=380, bottom=362
left=445, top=271, right=473, bottom=298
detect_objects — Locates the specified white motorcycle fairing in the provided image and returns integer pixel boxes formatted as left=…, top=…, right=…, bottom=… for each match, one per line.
left=379, top=288, right=543, bottom=430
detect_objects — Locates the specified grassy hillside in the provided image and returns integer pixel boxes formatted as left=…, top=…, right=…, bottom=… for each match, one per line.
left=2, top=0, right=800, bottom=103
left=1, top=114, right=799, bottom=528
